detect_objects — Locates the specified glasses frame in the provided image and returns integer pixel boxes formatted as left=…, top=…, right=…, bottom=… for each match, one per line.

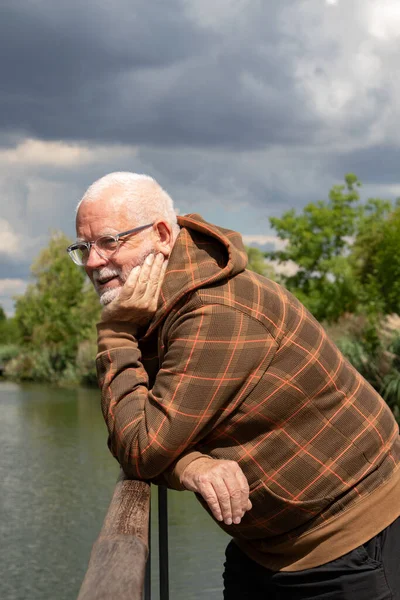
left=66, top=222, right=154, bottom=266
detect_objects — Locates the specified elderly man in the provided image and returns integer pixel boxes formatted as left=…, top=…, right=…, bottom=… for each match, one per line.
left=69, top=172, right=400, bottom=599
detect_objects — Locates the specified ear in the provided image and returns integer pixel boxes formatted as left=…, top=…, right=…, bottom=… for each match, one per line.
left=154, top=221, right=174, bottom=257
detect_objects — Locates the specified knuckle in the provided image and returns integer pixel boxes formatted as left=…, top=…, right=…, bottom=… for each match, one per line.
left=197, top=474, right=210, bottom=485
left=230, top=490, right=242, bottom=500
left=224, top=461, right=239, bottom=473
left=203, top=496, right=218, bottom=506
left=218, top=493, right=230, bottom=503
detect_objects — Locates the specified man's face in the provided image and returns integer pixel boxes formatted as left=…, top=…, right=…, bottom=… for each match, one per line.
left=76, top=192, right=155, bottom=305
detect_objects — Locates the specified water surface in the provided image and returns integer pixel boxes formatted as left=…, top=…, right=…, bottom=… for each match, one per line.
left=0, top=381, right=228, bottom=600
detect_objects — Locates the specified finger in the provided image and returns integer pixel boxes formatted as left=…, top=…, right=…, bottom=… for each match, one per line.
left=246, top=499, right=252, bottom=511
left=111, top=265, right=140, bottom=306
left=139, top=253, right=166, bottom=315
left=143, top=253, right=165, bottom=301
left=137, top=253, right=155, bottom=286
left=210, top=479, right=233, bottom=525
left=131, top=253, right=155, bottom=299
left=224, top=476, right=244, bottom=525
left=124, top=264, right=141, bottom=289
left=234, top=469, right=250, bottom=519
left=198, top=481, right=223, bottom=522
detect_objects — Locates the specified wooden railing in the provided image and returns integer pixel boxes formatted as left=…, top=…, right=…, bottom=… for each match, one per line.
left=77, top=470, right=151, bottom=600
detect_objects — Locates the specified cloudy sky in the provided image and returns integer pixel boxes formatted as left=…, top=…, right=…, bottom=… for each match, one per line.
left=1, top=0, right=400, bottom=314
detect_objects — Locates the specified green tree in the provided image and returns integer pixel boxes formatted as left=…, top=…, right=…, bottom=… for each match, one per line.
left=0, top=305, right=19, bottom=348
left=267, top=174, right=364, bottom=321
left=246, top=246, right=275, bottom=279
left=12, top=231, right=101, bottom=380
left=352, top=201, right=400, bottom=315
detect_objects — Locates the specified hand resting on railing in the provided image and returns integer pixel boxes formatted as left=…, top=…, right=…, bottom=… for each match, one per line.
left=180, top=457, right=252, bottom=526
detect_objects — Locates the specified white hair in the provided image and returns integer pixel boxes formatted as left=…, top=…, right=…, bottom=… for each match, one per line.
left=76, top=172, right=180, bottom=237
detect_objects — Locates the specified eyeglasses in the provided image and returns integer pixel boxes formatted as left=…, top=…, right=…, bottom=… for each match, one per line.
left=66, top=223, right=154, bottom=266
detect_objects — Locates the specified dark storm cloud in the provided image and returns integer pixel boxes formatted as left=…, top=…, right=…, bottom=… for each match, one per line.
left=3, top=0, right=400, bottom=315
left=0, top=0, right=319, bottom=149
left=331, top=145, right=400, bottom=186
left=0, top=0, right=211, bottom=137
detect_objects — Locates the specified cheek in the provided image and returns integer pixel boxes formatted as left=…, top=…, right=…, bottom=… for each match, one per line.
left=85, top=267, right=95, bottom=284
left=120, top=260, right=142, bottom=281
left=121, top=245, right=155, bottom=273
left=114, top=259, right=138, bottom=283
left=114, top=242, right=156, bottom=281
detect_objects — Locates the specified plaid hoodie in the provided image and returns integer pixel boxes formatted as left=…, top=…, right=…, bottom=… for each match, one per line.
left=96, top=214, right=400, bottom=571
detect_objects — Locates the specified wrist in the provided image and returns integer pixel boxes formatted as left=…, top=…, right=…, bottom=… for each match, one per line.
left=180, top=456, right=214, bottom=485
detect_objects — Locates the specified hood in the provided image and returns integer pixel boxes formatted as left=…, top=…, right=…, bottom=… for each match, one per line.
left=145, top=213, right=248, bottom=337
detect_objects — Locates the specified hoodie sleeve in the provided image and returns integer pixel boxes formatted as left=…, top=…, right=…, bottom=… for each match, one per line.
left=96, top=303, right=277, bottom=486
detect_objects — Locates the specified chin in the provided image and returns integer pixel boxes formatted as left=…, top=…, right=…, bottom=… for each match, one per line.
left=99, top=287, right=121, bottom=305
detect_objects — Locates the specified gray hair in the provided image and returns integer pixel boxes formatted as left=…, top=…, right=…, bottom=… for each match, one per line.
left=76, top=172, right=180, bottom=237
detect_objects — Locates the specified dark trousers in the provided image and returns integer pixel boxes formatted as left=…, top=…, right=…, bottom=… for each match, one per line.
left=223, top=517, right=400, bottom=599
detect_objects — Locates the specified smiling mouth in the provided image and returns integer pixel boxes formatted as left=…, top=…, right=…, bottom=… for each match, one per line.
left=97, top=275, right=119, bottom=287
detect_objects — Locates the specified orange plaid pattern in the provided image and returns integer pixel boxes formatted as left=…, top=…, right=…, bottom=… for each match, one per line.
left=96, top=214, right=400, bottom=571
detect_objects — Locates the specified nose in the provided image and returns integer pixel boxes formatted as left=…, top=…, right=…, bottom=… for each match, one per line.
left=84, top=244, right=108, bottom=272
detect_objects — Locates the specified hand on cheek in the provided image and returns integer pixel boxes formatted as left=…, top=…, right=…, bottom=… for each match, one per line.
left=100, top=253, right=167, bottom=325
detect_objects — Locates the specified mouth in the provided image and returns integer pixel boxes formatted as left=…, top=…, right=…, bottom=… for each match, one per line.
left=96, top=275, right=119, bottom=287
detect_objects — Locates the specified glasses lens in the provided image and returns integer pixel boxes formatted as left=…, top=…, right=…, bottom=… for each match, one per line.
left=68, top=244, right=88, bottom=266
left=68, top=235, right=119, bottom=266
left=96, top=236, right=118, bottom=257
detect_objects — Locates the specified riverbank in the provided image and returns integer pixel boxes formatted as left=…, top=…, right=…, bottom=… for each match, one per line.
left=0, top=339, right=98, bottom=387
left=2, top=312, right=400, bottom=423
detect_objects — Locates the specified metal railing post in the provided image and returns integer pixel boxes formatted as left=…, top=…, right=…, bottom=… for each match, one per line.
left=144, top=500, right=151, bottom=600
left=158, top=486, right=169, bottom=600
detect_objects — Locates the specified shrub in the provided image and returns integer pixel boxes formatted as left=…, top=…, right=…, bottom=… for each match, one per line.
left=0, top=344, right=20, bottom=364
left=75, top=338, right=98, bottom=387
left=332, top=314, right=400, bottom=422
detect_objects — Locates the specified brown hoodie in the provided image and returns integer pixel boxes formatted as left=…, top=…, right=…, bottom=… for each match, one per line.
left=96, top=214, right=400, bottom=571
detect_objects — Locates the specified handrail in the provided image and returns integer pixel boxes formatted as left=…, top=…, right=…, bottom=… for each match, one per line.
left=77, top=469, right=151, bottom=600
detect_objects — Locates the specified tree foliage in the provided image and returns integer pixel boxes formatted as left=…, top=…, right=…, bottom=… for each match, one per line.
left=268, top=174, right=362, bottom=321
left=9, top=232, right=101, bottom=382
left=0, top=305, right=19, bottom=347
left=352, top=201, right=400, bottom=315
left=245, top=246, right=275, bottom=279
left=267, top=174, right=400, bottom=323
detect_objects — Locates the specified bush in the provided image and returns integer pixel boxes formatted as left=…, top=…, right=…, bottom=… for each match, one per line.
left=75, top=338, right=98, bottom=387
left=5, top=349, right=58, bottom=382
left=332, top=314, right=400, bottom=422
left=4, top=337, right=99, bottom=387
left=0, top=344, right=20, bottom=364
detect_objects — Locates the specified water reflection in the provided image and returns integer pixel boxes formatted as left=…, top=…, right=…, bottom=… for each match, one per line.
left=0, top=382, right=227, bottom=600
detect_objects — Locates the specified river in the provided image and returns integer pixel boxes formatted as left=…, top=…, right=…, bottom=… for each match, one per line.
left=0, top=381, right=228, bottom=600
